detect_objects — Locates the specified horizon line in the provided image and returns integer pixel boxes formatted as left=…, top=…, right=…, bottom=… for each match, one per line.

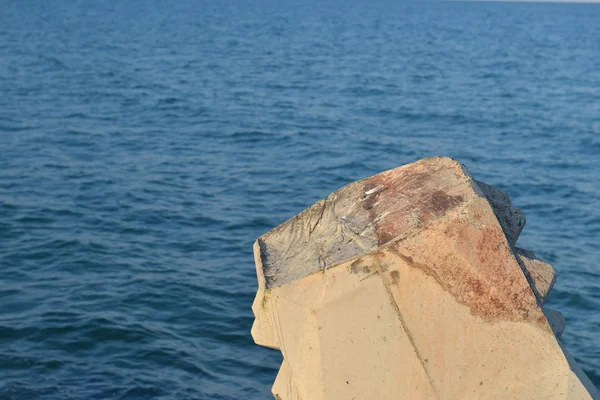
left=451, top=0, right=600, bottom=3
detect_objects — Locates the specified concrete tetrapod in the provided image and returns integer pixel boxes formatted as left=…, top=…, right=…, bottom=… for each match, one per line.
left=251, top=157, right=599, bottom=400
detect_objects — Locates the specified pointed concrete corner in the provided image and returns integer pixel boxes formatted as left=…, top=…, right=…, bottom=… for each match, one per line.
left=251, top=157, right=599, bottom=400
left=516, top=247, right=557, bottom=305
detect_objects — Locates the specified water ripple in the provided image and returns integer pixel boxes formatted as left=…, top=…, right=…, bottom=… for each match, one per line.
left=1, top=0, right=599, bottom=398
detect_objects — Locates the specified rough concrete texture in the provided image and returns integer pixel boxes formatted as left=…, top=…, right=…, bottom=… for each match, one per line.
left=251, top=157, right=599, bottom=400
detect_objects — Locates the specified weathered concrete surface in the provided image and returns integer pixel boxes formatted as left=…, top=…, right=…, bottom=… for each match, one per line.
left=251, top=157, right=599, bottom=400
left=516, top=247, right=557, bottom=305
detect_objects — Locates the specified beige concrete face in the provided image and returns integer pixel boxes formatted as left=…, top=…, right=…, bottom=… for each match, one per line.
left=251, top=157, right=599, bottom=400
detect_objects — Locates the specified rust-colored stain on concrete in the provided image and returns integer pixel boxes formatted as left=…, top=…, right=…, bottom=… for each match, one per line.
left=362, top=160, right=468, bottom=246
left=382, top=213, right=546, bottom=328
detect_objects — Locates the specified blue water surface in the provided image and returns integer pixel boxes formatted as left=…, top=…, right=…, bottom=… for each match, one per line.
left=1, top=0, right=599, bottom=398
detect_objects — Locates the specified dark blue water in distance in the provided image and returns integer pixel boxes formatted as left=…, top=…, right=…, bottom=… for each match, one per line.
left=1, top=0, right=599, bottom=398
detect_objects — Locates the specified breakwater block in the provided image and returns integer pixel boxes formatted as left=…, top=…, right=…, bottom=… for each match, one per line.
left=251, top=156, right=599, bottom=400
